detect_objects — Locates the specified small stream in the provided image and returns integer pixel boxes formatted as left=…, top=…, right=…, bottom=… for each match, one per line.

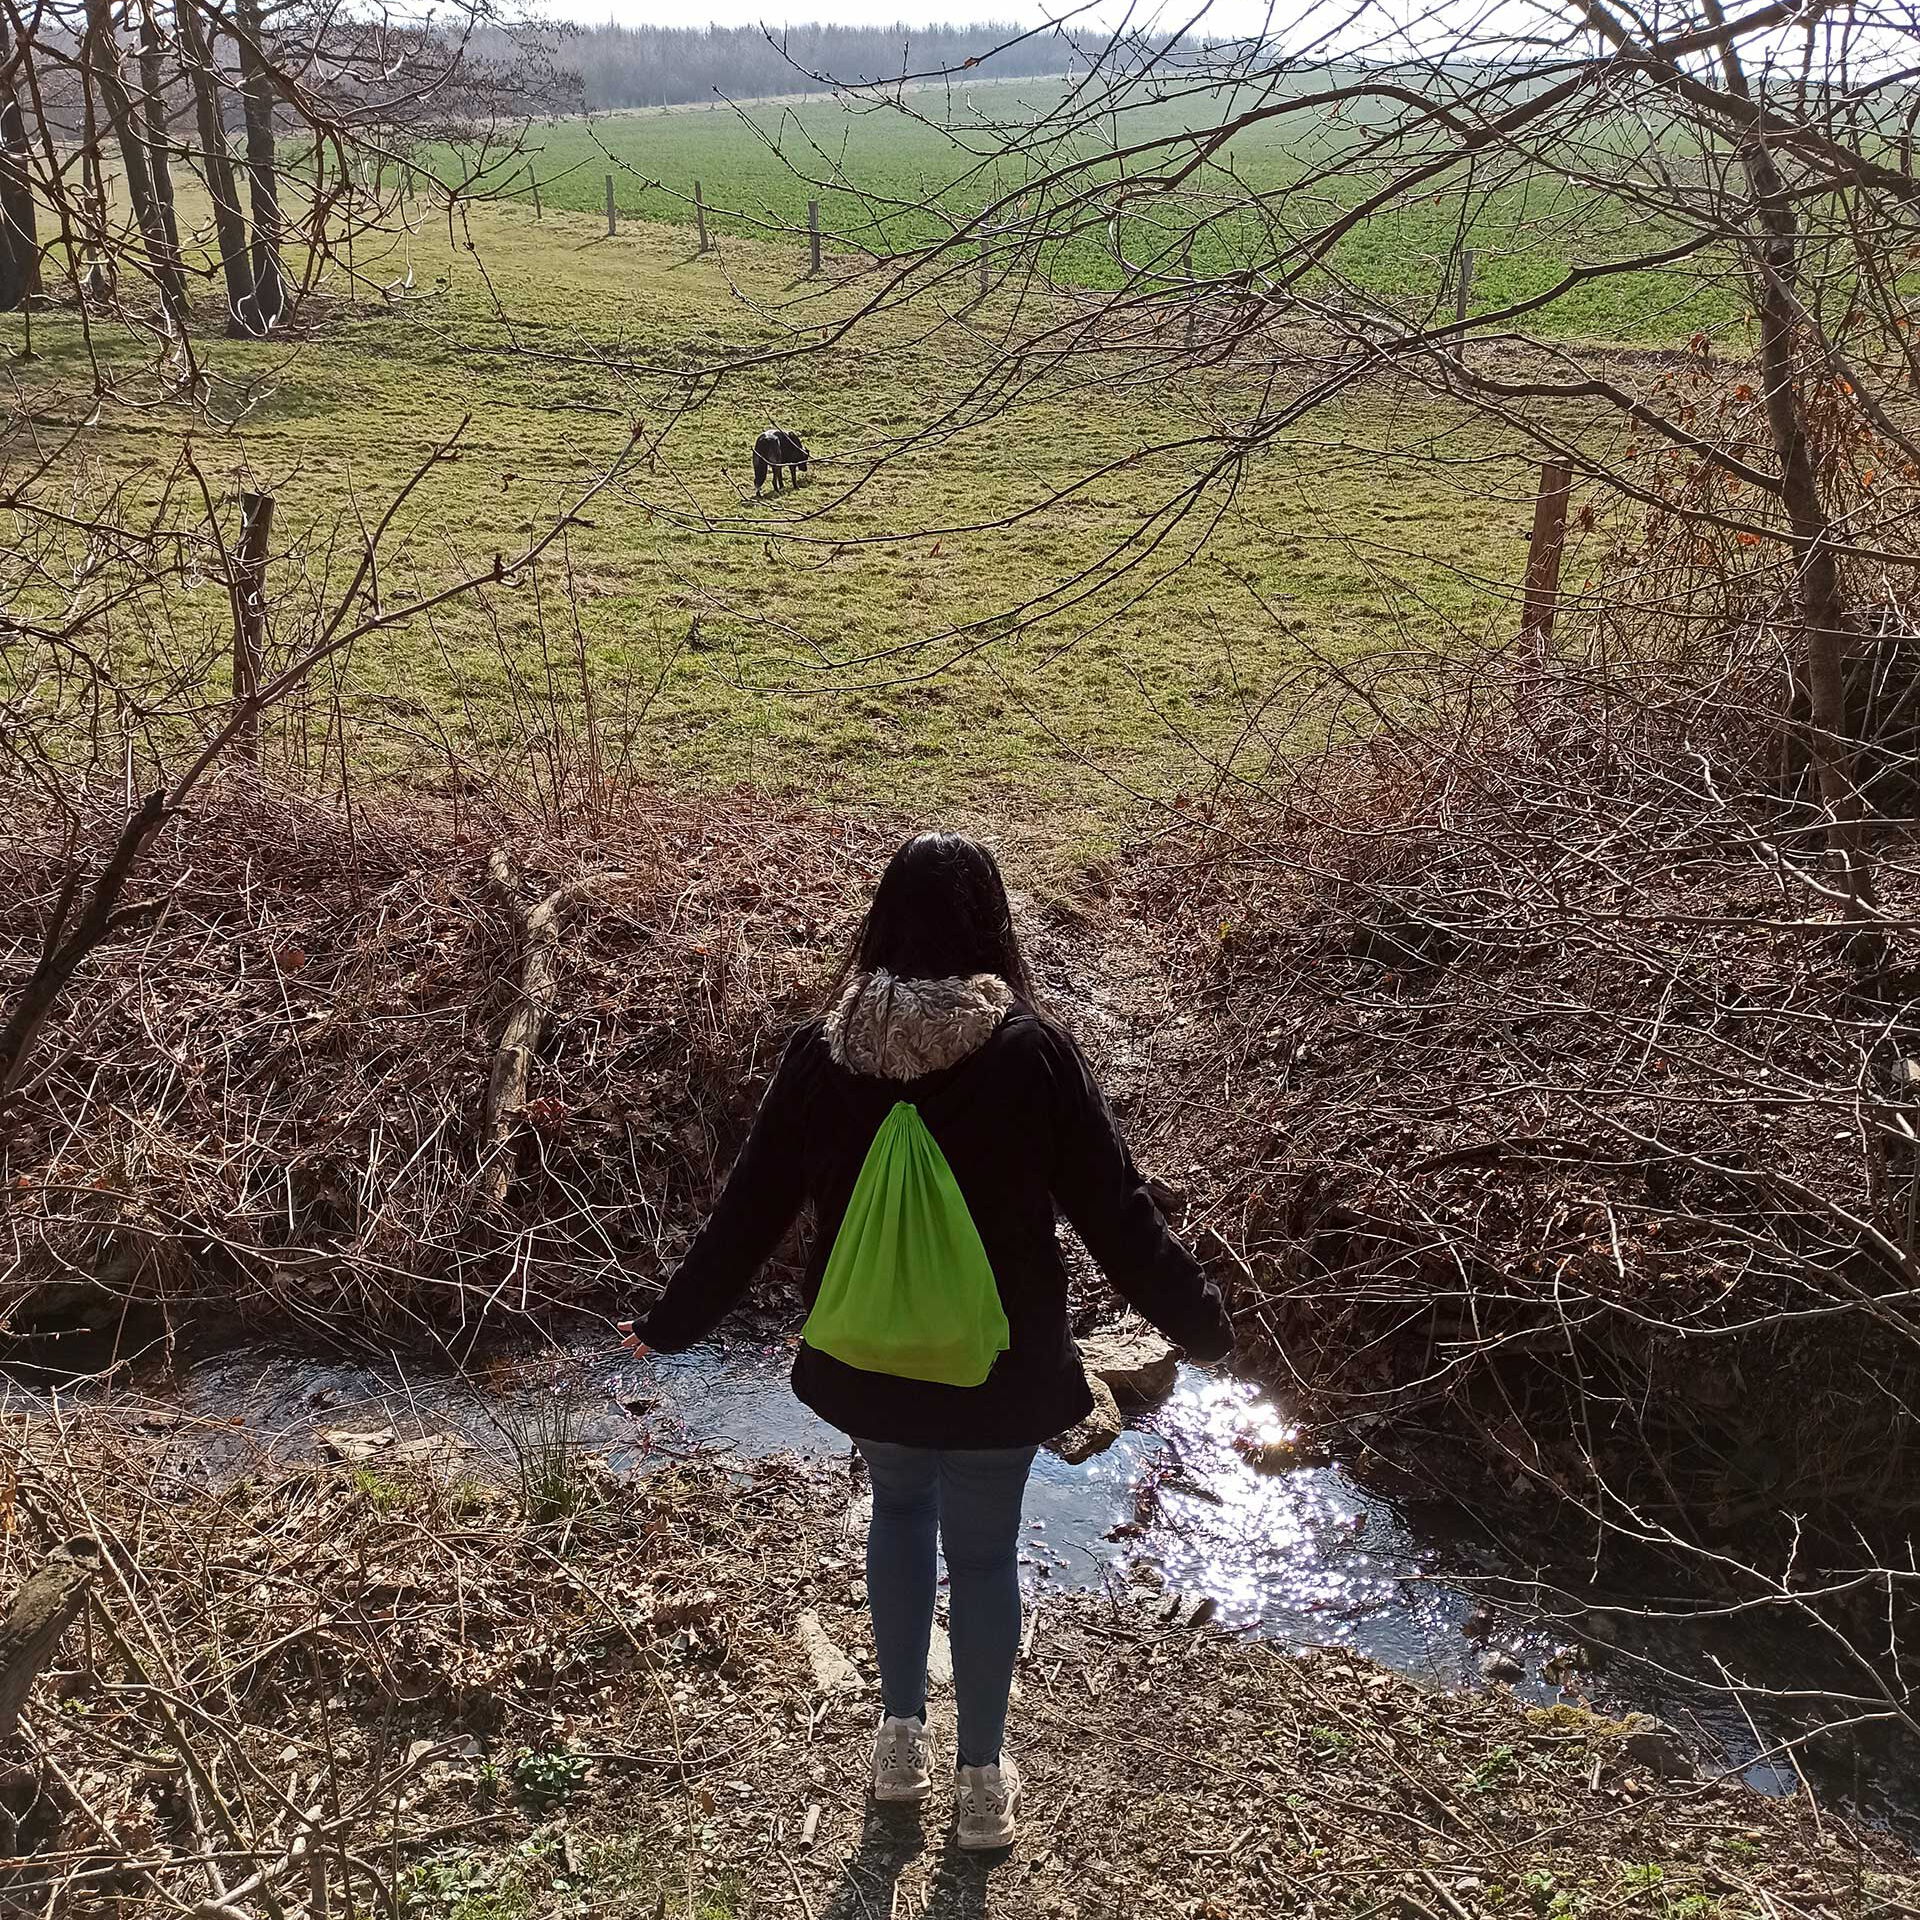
left=15, top=1332, right=1917, bottom=1835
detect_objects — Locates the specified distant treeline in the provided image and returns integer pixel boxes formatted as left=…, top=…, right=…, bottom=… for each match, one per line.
left=540, top=22, right=1079, bottom=113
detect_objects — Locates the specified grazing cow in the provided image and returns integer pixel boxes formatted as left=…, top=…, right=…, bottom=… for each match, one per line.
left=753, top=426, right=810, bottom=494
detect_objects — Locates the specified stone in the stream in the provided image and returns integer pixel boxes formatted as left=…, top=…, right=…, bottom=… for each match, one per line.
left=1079, top=1320, right=1179, bottom=1405
left=1049, top=1375, right=1123, bottom=1463
left=1619, top=1714, right=1695, bottom=1780
left=1480, top=1650, right=1525, bottom=1684
left=319, top=1426, right=469, bottom=1468
left=795, top=1611, right=859, bottom=1694
left=1541, top=1646, right=1588, bottom=1690
left=928, top=1623, right=953, bottom=1692
left=1159, top=1593, right=1218, bottom=1629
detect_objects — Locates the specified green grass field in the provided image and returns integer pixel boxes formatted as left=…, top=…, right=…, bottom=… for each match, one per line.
left=455, top=78, right=1738, bottom=347
left=5, top=184, right=1588, bottom=859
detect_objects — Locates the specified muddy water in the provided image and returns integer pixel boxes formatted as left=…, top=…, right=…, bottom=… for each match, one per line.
left=20, top=1332, right=1915, bottom=1830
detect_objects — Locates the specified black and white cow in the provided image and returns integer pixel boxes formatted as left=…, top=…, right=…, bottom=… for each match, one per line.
left=753, top=426, right=810, bottom=494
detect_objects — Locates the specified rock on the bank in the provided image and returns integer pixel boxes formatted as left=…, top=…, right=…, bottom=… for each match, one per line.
left=1050, top=1375, right=1124, bottom=1463
left=928, top=1622, right=953, bottom=1691
left=1080, top=1320, right=1180, bottom=1404
left=795, top=1612, right=858, bottom=1694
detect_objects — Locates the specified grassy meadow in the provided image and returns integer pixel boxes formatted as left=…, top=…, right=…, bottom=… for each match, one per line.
left=462, top=77, right=1740, bottom=346
left=5, top=171, right=1590, bottom=859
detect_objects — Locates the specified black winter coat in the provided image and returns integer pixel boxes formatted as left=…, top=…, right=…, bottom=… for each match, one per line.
left=635, top=973, right=1233, bottom=1449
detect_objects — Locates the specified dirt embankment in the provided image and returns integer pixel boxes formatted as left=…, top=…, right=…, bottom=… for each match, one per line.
left=4, top=1417, right=1913, bottom=1919
left=1096, top=655, right=1920, bottom=1583
left=0, top=784, right=891, bottom=1345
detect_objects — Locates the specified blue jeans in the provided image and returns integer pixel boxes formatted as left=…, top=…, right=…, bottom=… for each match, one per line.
left=854, top=1440, right=1038, bottom=1769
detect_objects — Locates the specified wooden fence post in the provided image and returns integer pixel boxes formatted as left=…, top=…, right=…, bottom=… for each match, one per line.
left=978, top=228, right=991, bottom=302
left=1519, top=457, right=1573, bottom=649
left=0, top=1539, right=100, bottom=1744
left=808, top=198, right=821, bottom=275
left=1453, top=246, right=1474, bottom=363
left=605, top=174, right=615, bottom=237
left=232, top=490, right=275, bottom=765
left=531, top=171, right=541, bottom=220
left=695, top=181, right=708, bottom=253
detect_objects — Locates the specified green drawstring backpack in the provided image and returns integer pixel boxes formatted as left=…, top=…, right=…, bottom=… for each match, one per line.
left=801, top=1101, right=1011, bottom=1387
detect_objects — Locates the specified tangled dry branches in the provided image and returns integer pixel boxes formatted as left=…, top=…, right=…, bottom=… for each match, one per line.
left=0, top=782, right=889, bottom=1346
left=1122, top=610, right=1920, bottom=1692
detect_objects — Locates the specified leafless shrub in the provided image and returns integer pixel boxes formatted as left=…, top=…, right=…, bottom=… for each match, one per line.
left=0, top=771, right=886, bottom=1344
left=1110, top=577, right=1920, bottom=1754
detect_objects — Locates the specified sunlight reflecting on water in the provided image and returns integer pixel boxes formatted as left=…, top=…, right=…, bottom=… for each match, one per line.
left=1142, top=1372, right=1416, bottom=1637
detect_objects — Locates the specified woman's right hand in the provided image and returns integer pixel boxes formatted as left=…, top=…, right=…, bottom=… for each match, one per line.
left=616, top=1319, right=650, bottom=1359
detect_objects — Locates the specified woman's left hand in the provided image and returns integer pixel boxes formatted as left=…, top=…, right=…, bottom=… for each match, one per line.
left=617, top=1319, right=650, bottom=1359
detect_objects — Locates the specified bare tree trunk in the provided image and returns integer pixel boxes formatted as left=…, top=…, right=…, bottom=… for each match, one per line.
left=176, top=0, right=254, bottom=333
left=137, top=1, right=182, bottom=285
left=1753, top=236, right=1865, bottom=898
left=1519, top=457, right=1573, bottom=651
left=1702, top=3, right=1871, bottom=904
left=74, top=36, right=115, bottom=308
left=230, top=488, right=274, bottom=761
left=0, top=12, right=42, bottom=312
left=235, top=0, right=283, bottom=330
left=83, top=0, right=187, bottom=324
left=0, top=791, right=173, bottom=1106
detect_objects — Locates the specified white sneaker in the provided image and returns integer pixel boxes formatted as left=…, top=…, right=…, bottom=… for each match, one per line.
left=954, top=1755, right=1021, bottom=1851
left=871, top=1714, right=932, bottom=1803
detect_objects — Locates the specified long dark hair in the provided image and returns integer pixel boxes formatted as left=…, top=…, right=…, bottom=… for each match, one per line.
left=831, top=833, right=1033, bottom=1001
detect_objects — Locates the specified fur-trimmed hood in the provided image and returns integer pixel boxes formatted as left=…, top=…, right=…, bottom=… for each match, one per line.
left=825, top=970, right=1016, bottom=1080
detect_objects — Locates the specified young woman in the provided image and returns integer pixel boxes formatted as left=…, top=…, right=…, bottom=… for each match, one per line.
left=622, top=833, right=1232, bottom=1851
